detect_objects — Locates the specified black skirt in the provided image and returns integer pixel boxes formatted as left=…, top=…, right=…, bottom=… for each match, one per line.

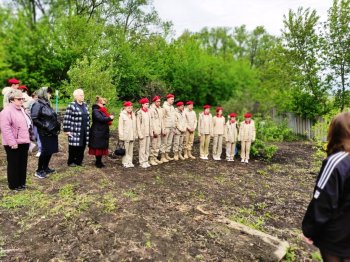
left=39, top=134, right=59, bottom=155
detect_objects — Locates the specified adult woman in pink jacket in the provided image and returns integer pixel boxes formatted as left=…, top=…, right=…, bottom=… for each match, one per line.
left=0, top=89, right=31, bottom=190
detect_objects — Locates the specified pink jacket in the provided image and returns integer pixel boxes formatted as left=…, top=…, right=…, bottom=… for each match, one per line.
left=0, top=103, right=30, bottom=146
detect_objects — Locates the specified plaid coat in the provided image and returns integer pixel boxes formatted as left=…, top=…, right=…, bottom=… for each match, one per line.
left=63, top=102, right=90, bottom=146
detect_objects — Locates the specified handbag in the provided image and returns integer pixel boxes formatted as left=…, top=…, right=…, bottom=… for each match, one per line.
left=114, top=141, right=126, bottom=156
left=28, top=125, right=36, bottom=142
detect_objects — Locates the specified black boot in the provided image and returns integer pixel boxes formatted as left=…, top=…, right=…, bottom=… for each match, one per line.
left=95, top=156, right=104, bottom=168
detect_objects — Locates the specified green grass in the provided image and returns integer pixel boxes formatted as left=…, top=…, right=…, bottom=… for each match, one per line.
left=100, top=193, right=118, bottom=213
left=0, top=190, right=49, bottom=209
left=229, top=206, right=266, bottom=231
left=123, top=189, right=138, bottom=201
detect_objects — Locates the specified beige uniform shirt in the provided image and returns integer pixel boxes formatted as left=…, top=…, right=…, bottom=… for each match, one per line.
left=163, top=101, right=176, bottom=128
left=212, top=116, right=225, bottom=135
left=149, top=103, right=164, bottom=136
left=184, top=108, right=197, bottom=131
left=238, top=120, right=256, bottom=142
left=225, top=120, right=238, bottom=143
left=137, top=109, right=152, bottom=139
left=174, top=108, right=186, bottom=134
left=198, top=112, right=213, bottom=136
left=118, top=110, right=137, bottom=141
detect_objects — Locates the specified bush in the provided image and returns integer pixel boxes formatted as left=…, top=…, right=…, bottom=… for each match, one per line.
left=250, top=139, right=278, bottom=161
left=257, top=118, right=298, bottom=142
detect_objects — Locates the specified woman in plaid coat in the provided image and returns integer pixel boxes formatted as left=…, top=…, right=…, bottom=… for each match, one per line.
left=63, top=89, right=90, bottom=167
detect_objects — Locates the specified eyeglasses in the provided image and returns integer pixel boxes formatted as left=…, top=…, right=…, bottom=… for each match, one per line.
left=14, top=98, right=25, bottom=101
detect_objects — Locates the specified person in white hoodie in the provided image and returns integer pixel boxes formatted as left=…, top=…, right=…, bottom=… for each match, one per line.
left=198, top=105, right=213, bottom=160
left=118, top=101, right=137, bottom=168
left=212, top=106, right=225, bottom=160
left=136, top=98, right=152, bottom=168
left=225, top=113, right=238, bottom=161
left=238, top=112, right=256, bottom=163
left=183, top=101, right=197, bottom=159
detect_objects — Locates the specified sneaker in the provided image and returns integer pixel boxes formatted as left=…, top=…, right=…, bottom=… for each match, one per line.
left=245, top=159, right=249, bottom=163
left=34, top=170, right=47, bottom=179
left=45, top=168, right=56, bottom=175
left=128, top=163, right=135, bottom=167
left=35, top=152, right=41, bottom=157
left=69, top=163, right=77, bottom=167
left=140, top=163, right=148, bottom=168
left=145, top=162, right=151, bottom=168
left=204, top=156, right=209, bottom=160
left=241, top=159, right=245, bottom=163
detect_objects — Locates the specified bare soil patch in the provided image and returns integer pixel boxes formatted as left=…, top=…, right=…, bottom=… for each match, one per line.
left=0, top=134, right=319, bottom=261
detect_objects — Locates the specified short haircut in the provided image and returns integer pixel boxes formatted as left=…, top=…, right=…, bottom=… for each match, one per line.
left=8, top=89, right=23, bottom=102
left=73, top=89, right=84, bottom=99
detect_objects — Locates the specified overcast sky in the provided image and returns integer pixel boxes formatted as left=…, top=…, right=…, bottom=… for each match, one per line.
left=153, top=0, right=333, bottom=36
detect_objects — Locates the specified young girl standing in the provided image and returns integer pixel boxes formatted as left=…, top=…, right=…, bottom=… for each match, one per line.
left=212, top=107, right=225, bottom=160
left=225, top=113, right=238, bottom=161
left=198, top=105, right=213, bottom=160
left=238, top=112, right=256, bottom=163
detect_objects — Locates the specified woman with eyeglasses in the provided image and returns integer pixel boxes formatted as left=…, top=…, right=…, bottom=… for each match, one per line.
left=0, top=89, right=31, bottom=190
left=88, top=96, right=114, bottom=168
left=31, top=87, right=61, bottom=178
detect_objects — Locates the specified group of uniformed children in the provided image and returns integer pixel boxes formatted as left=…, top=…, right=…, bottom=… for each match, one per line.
left=118, top=93, right=256, bottom=168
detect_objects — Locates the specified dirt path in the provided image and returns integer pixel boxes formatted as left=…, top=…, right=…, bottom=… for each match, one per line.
left=0, top=137, right=320, bottom=261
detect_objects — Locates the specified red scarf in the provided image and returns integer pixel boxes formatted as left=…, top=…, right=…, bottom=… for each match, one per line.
left=217, top=114, right=222, bottom=117
left=245, top=120, right=251, bottom=124
left=230, top=120, right=236, bottom=124
left=99, top=106, right=112, bottom=126
left=204, top=112, right=209, bottom=116
left=141, top=107, right=148, bottom=113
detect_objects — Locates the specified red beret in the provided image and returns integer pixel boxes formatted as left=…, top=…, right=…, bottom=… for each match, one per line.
left=203, top=105, right=211, bottom=109
left=176, top=101, right=184, bottom=107
left=244, top=112, right=252, bottom=118
left=139, top=98, right=149, bottom=104
left=152, top=96, right=161, bottom=102
left=123, top=101, right=133, bottom=107
left=166, top=94, right=174, bottom=99
left=18, top=85, right=28, bottom=91
left=229, top=113, right=237, bottom=117
left=8, top=78, right=20, bottom=84
left=216, top=106, right=223, bottom=112
left=186, top=101, right=194, bottom=105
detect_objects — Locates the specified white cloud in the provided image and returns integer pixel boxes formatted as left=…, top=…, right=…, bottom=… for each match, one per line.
left=153, top=0, right=333, bottom=36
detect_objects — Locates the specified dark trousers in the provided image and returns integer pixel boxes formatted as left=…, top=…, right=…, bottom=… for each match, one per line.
left=4, top=144, right=29, bottom=190
left=321, top=249, right=350, bottom=262
left=68, top=145, right=86, bottom=165
left=37, top=154, right=52, bottom=172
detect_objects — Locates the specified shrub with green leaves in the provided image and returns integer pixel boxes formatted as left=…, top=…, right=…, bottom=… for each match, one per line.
left=257, top=118, right=298, bottom=142
left=251, top=139, right=278, bottom=161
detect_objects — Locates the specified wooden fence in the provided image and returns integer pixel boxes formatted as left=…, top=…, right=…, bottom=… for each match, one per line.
left=270, top=109, right=327, bottom=140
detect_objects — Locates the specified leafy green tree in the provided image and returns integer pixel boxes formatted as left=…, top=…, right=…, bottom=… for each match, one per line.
left=323, top=0, right=350, bottom=111
left=65, top=56, right=117, bottom=104
left=282, top=7, right=330, bottom=119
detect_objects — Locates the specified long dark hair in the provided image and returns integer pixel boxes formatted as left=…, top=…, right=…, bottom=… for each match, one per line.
left=327, top=112, right=350, bottom=156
